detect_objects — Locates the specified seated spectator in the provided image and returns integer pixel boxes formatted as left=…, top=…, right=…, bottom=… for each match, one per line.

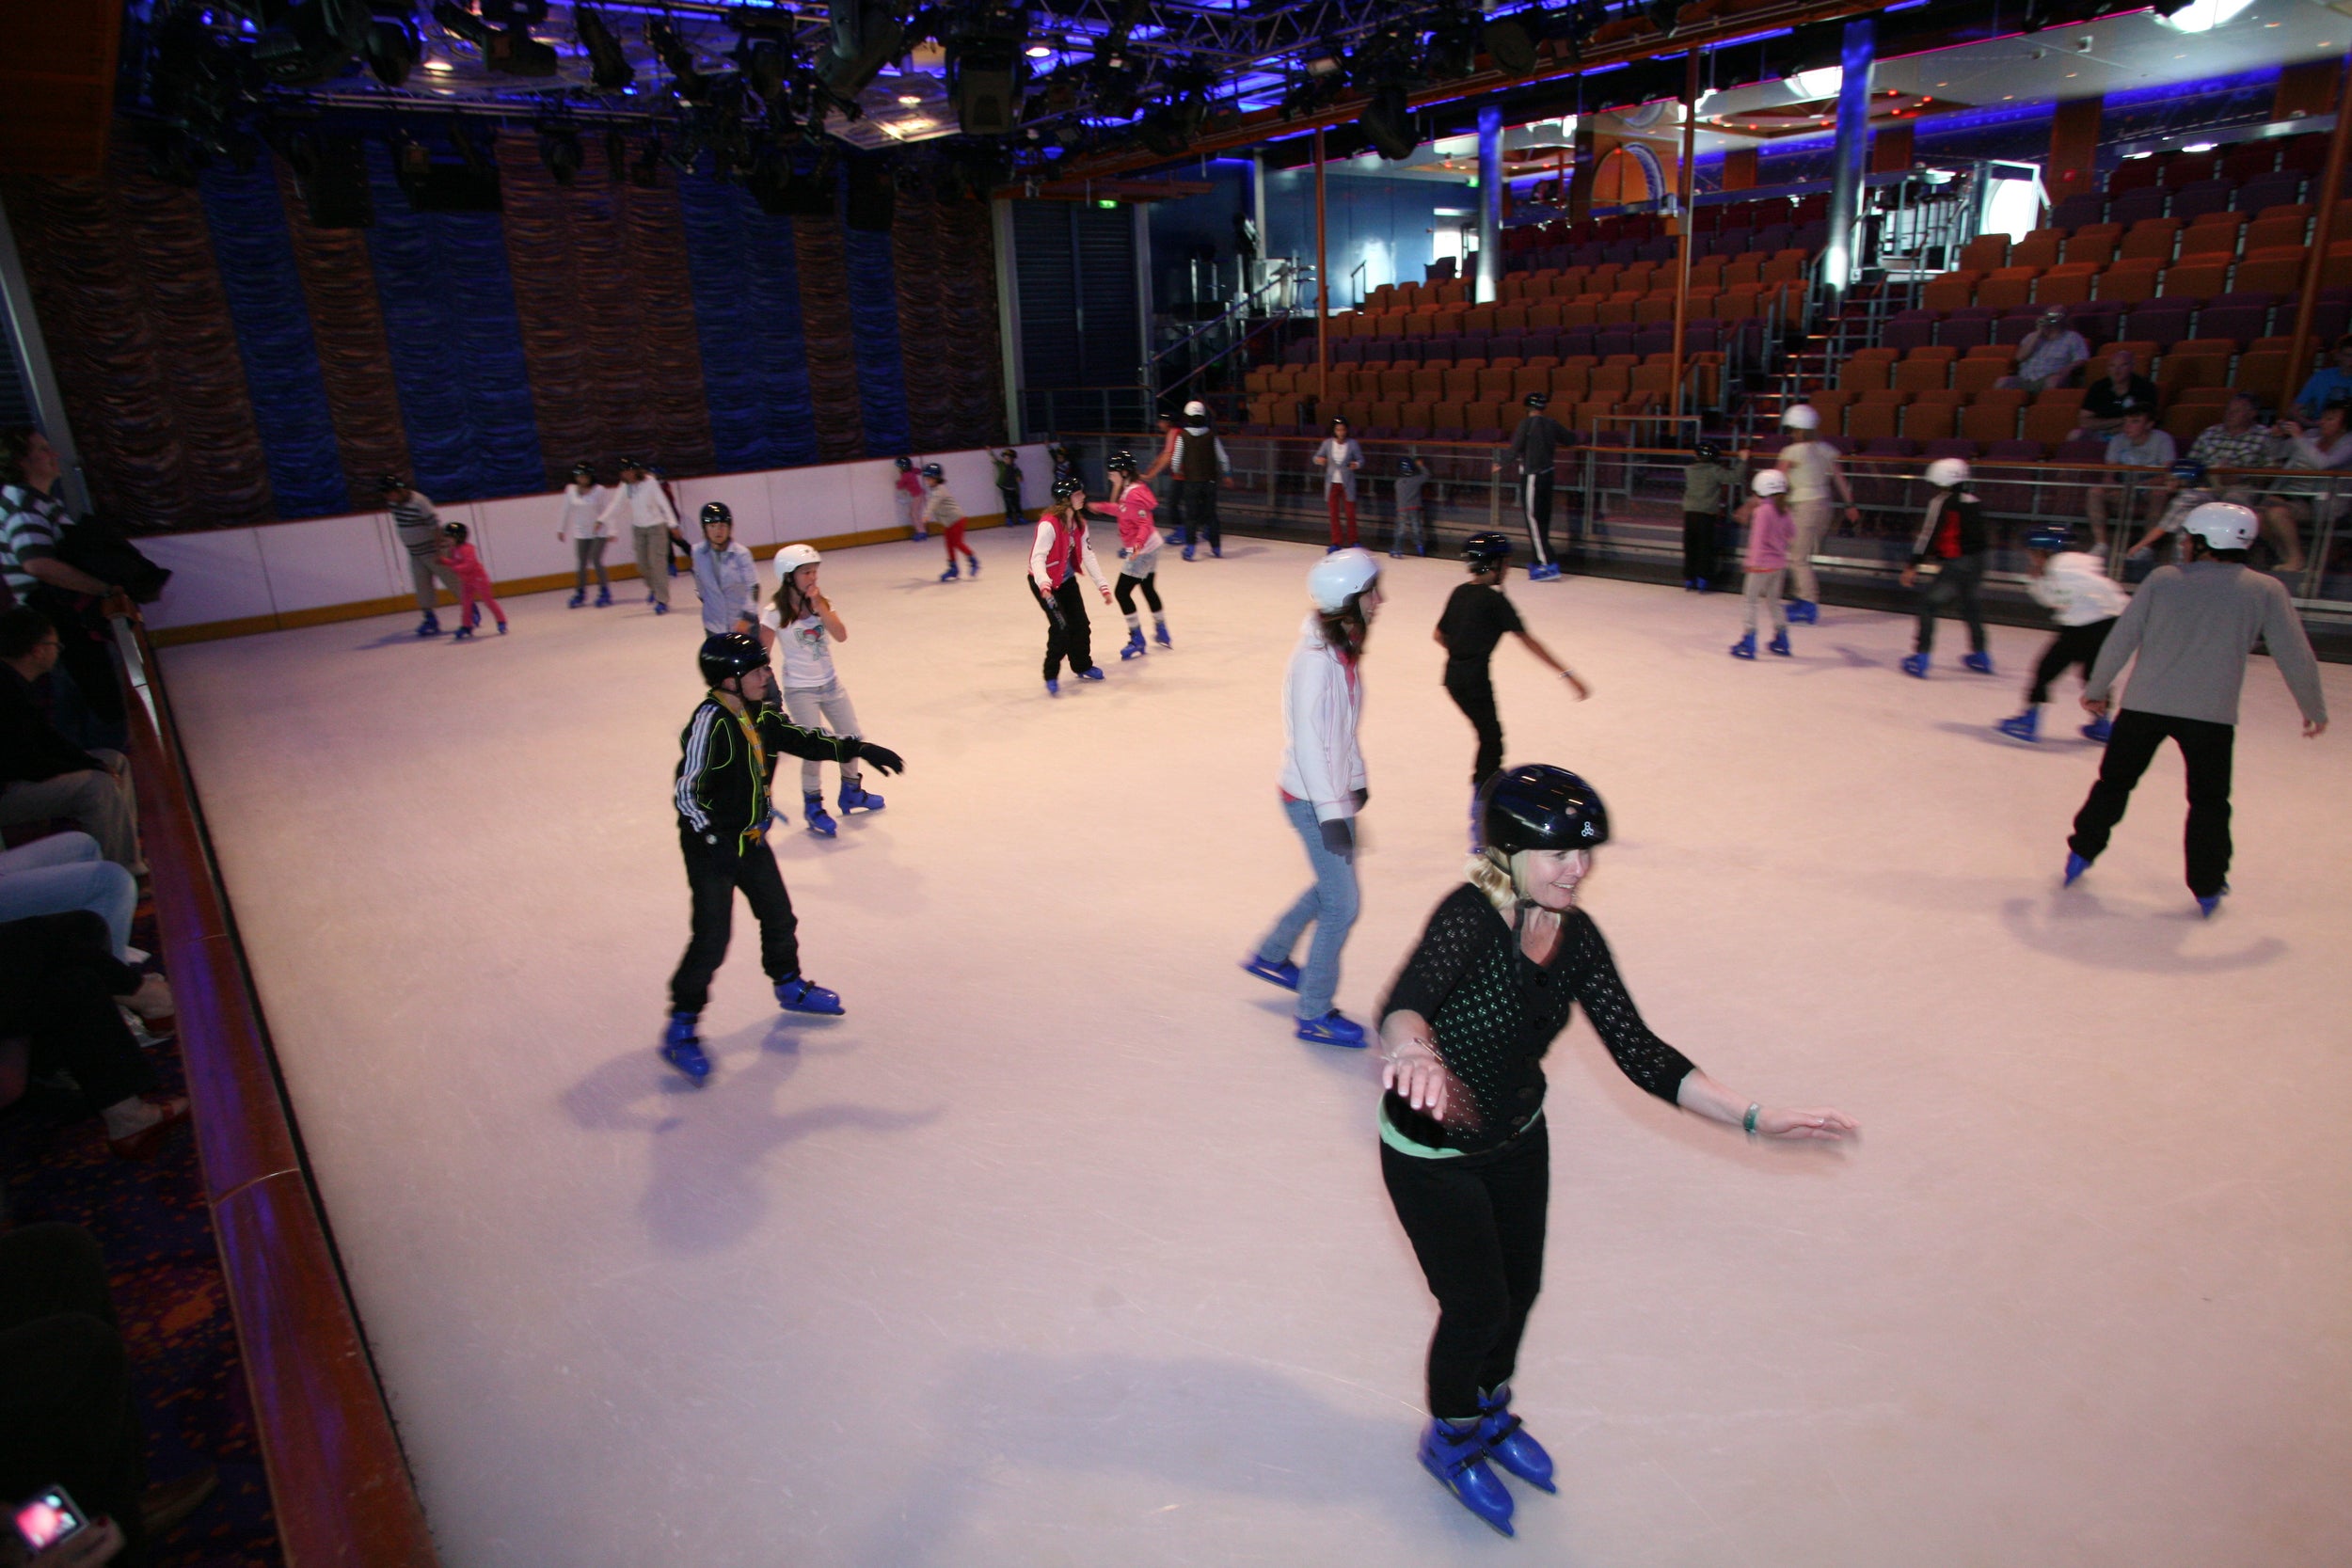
left=2129, top=458, right=2217, bottom=569
left=0, top=610, right=139, bottom=871
left=0, top=429, right=136, bottom=752
left=2291, top=335, right=2352, bottom=421
left=2083, top=408, right=2178, bottom=548
left=2256, top=402, right=2352, bottom=574
left=0, top=832, right=137, bottom=959
left=2185, top=392, right=2280, bottom=479
left=0, top=911, right=182, bottom=1157
left=2069, top=350, right=2160, bottom=440
left=2000, top=309, right=2090, bottom=393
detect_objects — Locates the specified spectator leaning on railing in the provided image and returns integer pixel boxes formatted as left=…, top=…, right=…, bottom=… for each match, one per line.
left=2184, top=392, right=2280, bottom=482
left=2290, top=334, right=2352, bottom=422
left=2254, top=402, right=2352, bottom=575
left=2083, top=408, right=2176, bottom=550
left=0, top=428, right=136, bottom=750
left=0, top=610, right=140, bottom=872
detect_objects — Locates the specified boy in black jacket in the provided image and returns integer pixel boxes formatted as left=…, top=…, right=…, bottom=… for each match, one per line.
left=1899, top=457, right=1995, bottom=679
left=663, top=633, right=905, bottom=1083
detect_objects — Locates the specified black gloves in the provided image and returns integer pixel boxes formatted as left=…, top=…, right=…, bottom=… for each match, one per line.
left=1319, top=818, right=1354, bottom=860
left=845, top=739, right=905, bottom=775
left=1352, top=786, right=1369, bottom=809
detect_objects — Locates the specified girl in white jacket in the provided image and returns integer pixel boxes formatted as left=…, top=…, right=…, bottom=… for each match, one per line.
left=1244, top=547, right=1382, bottom=1048
left=556, top=463, right=611, bottom=608
left=1996, top=527, right=2130, bottom=744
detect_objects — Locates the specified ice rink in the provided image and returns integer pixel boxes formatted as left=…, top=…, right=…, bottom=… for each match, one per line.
left=161, top=529, right=2351, bottom=1567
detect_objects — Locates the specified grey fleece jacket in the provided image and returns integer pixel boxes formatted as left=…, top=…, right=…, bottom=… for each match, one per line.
left=2084, top=561, right=2327, bottom=727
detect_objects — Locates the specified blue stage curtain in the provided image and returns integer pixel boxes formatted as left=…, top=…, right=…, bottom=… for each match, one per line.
left=842, top=227, right=911, bottom=458
left=198, top=152, right=353, bottom=518
left=674, top=173, right=817, bottom=472
left=361, top=141, right=545, bottom=503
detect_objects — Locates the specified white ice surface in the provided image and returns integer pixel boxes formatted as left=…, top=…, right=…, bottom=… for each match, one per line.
left=162, top=536, right=2352, bottom=1567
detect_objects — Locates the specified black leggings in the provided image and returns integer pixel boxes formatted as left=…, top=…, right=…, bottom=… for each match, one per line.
left=1030, top=576, right=1094, bottom=678
left=2068, top=707, right=2235, bottom=897
left=1381, top=1120, right=1549, bottom=1421
left=668, top=832, right=799, bottom=1014
left=1116, top=572, right=1162, bottom=615
left=2026, top=619, right=2114, bottom=705
left=1444, top=665, right=1503, bottom=786
left=1682, top=511, right=1722, bottom=583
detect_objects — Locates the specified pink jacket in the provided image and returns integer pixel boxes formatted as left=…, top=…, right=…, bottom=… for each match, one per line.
left=1115, top=483, right=1159, bottom=552
left=444, top=542, right=495, bottom=592
left=1743, top=499, right=1794, bottom=572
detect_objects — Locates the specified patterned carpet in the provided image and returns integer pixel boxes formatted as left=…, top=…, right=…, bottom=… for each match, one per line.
left=0, top=894, right=283, bottom=1567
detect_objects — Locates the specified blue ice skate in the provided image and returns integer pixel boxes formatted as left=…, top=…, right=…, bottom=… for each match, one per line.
left=1076, top=666, right=1105, bottom=681
left=2197, top=883, right=2230, bottom=919
left=2064, top=851, right=2090, bottom=887
left=453, top=624, right=474, bottom=641
left=940, top=563, right=960, bottom=581
left=1767, top=629, right=1791, bottom=657
left=595, top=586, right=612, bottom=607
left=1476, top=1386, right=1556, bottom=1493
left=653, top=601, right=669, bottom=615
left=1045, top=678, right=1060, bottom=696
left=1963, top=650, right=1995, bottom=675
left=838, top=781, right=885, bottom=815
left=1997, top=708, right=2040, bottom=743
left=1242, top=955, right=1300, bottom=990
left=1119, top=629, right=1147, bottom=660
left=803, top=792, right=837, bottom=838
left=568, top=591, right=586, bottom=609
left=1728, top=631, right=1757, bottom=660
left=1418, top=1418, right=1515, bottom=1537
left=660, top=1014, right=711, bottom=1084
left=416, top=611, right=443, bottom=638
left=1900, top=652, right=1931, bottom=678
left=1295, top=1010, right=1367, bottom=1049
left=2079, top=714, right=2112, bottom=743
left=1154, top=618, right=1171, bottom=648
left=774, top=974, right=845, bottom=1015
left=1787, top=598, right=1819, bottom=625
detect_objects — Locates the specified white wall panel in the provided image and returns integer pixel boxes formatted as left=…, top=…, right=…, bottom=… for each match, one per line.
left=468, top=495, right=572, bottom=582
left=255, top=513, right=406, bottom=619
left=139, top=528, right=278, bottom=630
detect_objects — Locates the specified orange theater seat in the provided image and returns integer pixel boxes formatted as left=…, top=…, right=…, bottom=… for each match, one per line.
left=2118, top=218, right=2185, bottom=263
left=2010, top=228, right=2067, bottom=270
left=1976, top=267, right=2042, bottom=312
left=2095, top=260, right=2163, bottom=304
left=1954, top=356, right=2014, bottom=396
left=2063, top=225, right=2124, bottom=266
left=1957, top=234, right=2010, bottom=272
left=1892, top=348, right=1959, bottom=393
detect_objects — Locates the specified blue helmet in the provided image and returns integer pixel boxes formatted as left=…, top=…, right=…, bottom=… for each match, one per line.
left=2024, top=528, right=2072, bottom=553
left=1398, top=456, right=1421, bottom=475
left=2169, top=457, right=2207, bottom=485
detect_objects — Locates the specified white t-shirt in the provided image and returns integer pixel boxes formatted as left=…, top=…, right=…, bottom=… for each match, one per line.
left=760, top=601, right=836, bottom=689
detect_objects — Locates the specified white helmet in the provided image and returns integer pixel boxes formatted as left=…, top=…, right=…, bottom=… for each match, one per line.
left=1782, top=404, right=1820, bottom=431
left=1925, top=457, right=1970, bottom=488
left=1308, top=546, right=1381, bottom=612
left=1183, top=400, right=1209, bottom=418
left=1751, top=469, right=1788, bottom=497
left=2181, top=500, right=2258, bottom=550
left=773, top=544, right=821, bottom=575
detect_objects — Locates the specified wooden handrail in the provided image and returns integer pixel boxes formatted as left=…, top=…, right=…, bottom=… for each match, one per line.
left=115, top=617, right=440, bottom=1568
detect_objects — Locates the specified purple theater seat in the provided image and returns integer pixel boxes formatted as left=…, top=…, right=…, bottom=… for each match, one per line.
left=2191, top=301, right=2266, bottom=345
left=2122, top=302, right=2195, bottom=347
left=2052, top=194, right=2106, bottom=230
left=1984, top=438, right=2045, bottom=462
left=1922, top=438, right=1980, bottom=460
left=2233, top=171, right=2305, bottom=213
left=1994, top=312, right=2042, bottom=346
left=1595, top=328, right=1638, bottom=358
left=2169, top=180, right=2234, bottom=223
left=1558, top=327, right=1597, bottom=357
left=2053, top=439, right=2108, bottom=464
left=1936, top=315, right=1992, bottom=349
left=1883, top=313, right=1938, bottom=353
left=2108, top=186, right=2169, bottom=227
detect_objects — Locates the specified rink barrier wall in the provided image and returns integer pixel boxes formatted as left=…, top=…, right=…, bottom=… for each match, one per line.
left=113, top=616, right=444, bottom=1567
left=135, top=443, right=1043, bottom=646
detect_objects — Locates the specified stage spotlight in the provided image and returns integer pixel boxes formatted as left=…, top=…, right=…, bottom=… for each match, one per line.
left=1302, top=40, right=1345, bottom=81
left=478, top=0, right=549, bottom=23
left=818, top=0, right=906, bottom=98
left=1645, top=0, right=1681, bottom=36
left=1360, top=82, right=1419, bottom=161
left=537, top=122, right=582, bottom=184
left=364, top=12, right=421, bottom=87
left=576, top=6, right=635, bottom=90
left=950, top=34, right=1025, bottom=135
left=645, top=14, right=712, bottom=100
left=1423, top=11, right=1479, bottom=80
left=1483, top=9, right=1540, bottom=75
left=432, top=3, right=557, bottom=76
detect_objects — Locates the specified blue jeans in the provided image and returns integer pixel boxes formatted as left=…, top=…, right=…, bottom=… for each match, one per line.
left=1255, top=796, right=1359, bottom=1019
left=0, top=832, right=136, bottom=957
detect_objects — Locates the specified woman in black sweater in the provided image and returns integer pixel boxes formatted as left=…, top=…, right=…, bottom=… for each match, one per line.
left=1377, top=765, right=1854, bottom=1536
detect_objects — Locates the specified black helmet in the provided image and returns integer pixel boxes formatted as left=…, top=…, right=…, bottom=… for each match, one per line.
left=1463, top=531, right=1513, bottom=570
left=894, top=455, right=913, bottom=471
left=1106, top=450, right=1138, bottom=474
left=1524, top=391, right=1550, bottom=409
left=919, top=462, right=944, bottom=479
left=1051, top=474, right=1084, bottom=500
left=1398, top=456, right=1421, bottom=475
left=443, top=521, right=469, bottom=545
left=570, top=462, right=594, bottom=481
left=619, top=455, right=644, bottom=471
left=698, top=631, right=767, bottom=688
left=1694, top=440, right=1722, bottom=461
left=1475, top=765, right=1609, bottom=856
left=377, top=472, right=407, bottom=493
left=699, top=501, right=732, bottom=531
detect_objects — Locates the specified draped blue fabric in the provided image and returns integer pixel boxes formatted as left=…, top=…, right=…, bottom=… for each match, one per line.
left=842, top=227, right=910, bottom=457
left=195, top=153, right=352, bottom=517
left=673, top=175, right=818, bottom=471
left=360, top=142, right=545, bottom=501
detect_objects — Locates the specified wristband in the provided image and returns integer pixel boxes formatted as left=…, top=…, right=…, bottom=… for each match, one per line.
left=1742, top=1102, right=1760, bottom=1136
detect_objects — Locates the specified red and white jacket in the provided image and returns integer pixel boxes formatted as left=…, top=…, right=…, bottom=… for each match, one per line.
left=1114, top=483, right=1160, bottom=554
left=1029, top=510, right=1109, bottom=592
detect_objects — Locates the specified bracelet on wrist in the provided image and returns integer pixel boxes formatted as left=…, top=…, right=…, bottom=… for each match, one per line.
left=1742, top=1102, right=1760, bottom=1136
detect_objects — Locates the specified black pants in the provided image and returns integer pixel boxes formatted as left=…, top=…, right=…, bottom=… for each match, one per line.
left=0, top=912, right=151, bottom=1114
left=1682, top=511, right=1722, bottom=584
left=1444, top=664, right=1504, bottom=787
left=1915, top=552, right=1987, bottom=655
left=34, top=590, right=126, bottom=742
left=998, top=486, right=1024, bottom=530
left=1381, top=1121, right=1549, bottom=1421
left=0, top=1225, right=150, bottom=1567
left=1115, top=572, right=1162, bottom=615
left=2027, top=619, right=2115, bottom=705
left=1519, top=471, right=1555, bottom=565
left=1030, top=576, right=1093, bottom=679
left=1179, top=480, right=1220, bottom=551
left=2068, top=708, right=2236, bottom=897
left=668, top=831, right=800, bottom=1015
left=1160, top=483, right=1185, bottom=543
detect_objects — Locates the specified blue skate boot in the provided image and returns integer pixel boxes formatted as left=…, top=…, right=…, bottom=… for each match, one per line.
left=837, top=780, right=885, bottom=815
left=1044, top=678, right=1059, bottom=696
left=803, top=792, right=837, bottom=838
left=1118, top=628, right=1148, bottom=660
left=1418, top=1418, right=1515, bottom=1537
left=1242, top=955, right=1300, bottom=990
left=1728, top=631, right=1757, bottom=660
left=2064, top=851, right=2091, bottom=887
left=2079, top=714, right=2113, bottom=743
left=2196, top=881, right=2230, bottom=919
left=1182, top=544, right=1196, bottom=562
left=1787, top=597, right=1818, bottom=625
left=416, top=611, right=443, bottom=638
left=653, top=600, right=669, bottom=615
left=453, top=622, right=474, bottom=641
left=660, top=1013, right=711, bottom=1084
left=1767, top=629, right=1791, bottom=657
left=1475, top=1386, right=1556, bottom=1493
left=1900, top=652, right=1931, bottom=678
left=1963, top=650, right=1995, bottom=675
left=1076, top=666, right=1105, bottom=681
left=1153, top=617, right=1171, bottom=648
left=595, top=586, right=612, bottom=607
left=939, top=562, right=960, bottom=581
left=1295, top=1010, right=1368, bottom=1049
left=967, top=556, right=979, bottom=578
left=1997, top=708, right=2041, bottom=743
left=568, top=591, right=586, bottom=609
left=774, top=974, right=844, bottom=1015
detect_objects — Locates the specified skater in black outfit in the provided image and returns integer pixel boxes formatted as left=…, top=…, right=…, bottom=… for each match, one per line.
left=1680, top=440, right=1738, bottom=592
left=1435, top=533, right=1589, bottom=791
left=1028, top=474, right=1114, bottom=693
left=661, top=632, right=905, bottom=1084
left=1490, top=393, right=1576, bottom=579
left=1377, top=766, right=1854, bottom=1537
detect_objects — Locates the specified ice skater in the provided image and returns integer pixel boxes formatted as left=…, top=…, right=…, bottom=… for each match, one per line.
left=993, top=448, right=1025, bottom=532
left=1729, top=470, right=1793, bottom=660
left=1028, top=473, right=1113, bottom=693
left=1104, top=450, right=1169, bottom=657
left=599, top=457, right=681, bottom=615
left=660, top=632, right=904, bottom=1084
left=925, top=464, right=977, bottom=581
left=1898, top=457, right=1994, bottom=679
left=2062, top=501, right=2328, bottom=917
left=439, top=523, right=506, bottom=640
left=1772, top=404, right=1859, bottom=624
left=690, top=502, right=760, bottom=636
left=893, top=455, right=928, bottom=540
left=1171, top=401, right=1232, bottom=561
left=1995, top=528, right=2127, bottom=744
left=1377, top=764, right=1854, bottom=1536
left=1144, top=411, right=1186, bottom=546
left=756, top=545, right=884, bottom=837
left=1680, top=439, right=1737, bottom=592
left=556, top=462, right=612, bottom=608
left=1492, top=392, right=1573, bottom=579
left=382, top=474, right=466, bottom=638
left=1314, top=417, right=1364, bottom=549
left=1438, top=532, right=1588, bottom=790
left=1242, top=547, right=1382, bottom=1049
left=1391, top=457, right=1428, bottom=558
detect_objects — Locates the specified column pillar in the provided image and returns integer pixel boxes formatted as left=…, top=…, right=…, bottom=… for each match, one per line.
left=1820, top=20, right=1876, bottom=310
left=2047, top=98, right=2103, bottom=214
left=1313, top=127, right=1328, bottom=410
left=1476, top=103, right=1503, bottom=305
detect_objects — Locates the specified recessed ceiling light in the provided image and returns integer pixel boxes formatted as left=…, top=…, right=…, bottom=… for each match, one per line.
left=425, top=58, right=453, bottom=71
left=898, top=93, right=922, bottom=103
left=2065, top=70, right=2077, bottom=76
left=1025, top=43, right=1053, bottom=57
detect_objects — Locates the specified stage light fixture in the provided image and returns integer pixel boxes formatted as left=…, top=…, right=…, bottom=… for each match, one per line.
left=363, top=11, right=421, bottom=86
left=645, top=15, right=712, bottom=100
left=1423, top=11, right=1480, bottom=79
left=537, top=121, right=582, bottom=183
left=818, top=0, right=907, bottom=97
left=1483, top=8, right=1540, bottom=75
left=576, top=6, right=635, bottom=90
left=478, top=0, right=548, bottom=24
left=1360, top=82, right=1419, bottom=160
left=432, top=2, right=558, bottom=75
left=949, top=34, right=1025, bottom=135
left=1645, top=0, right=1680, bottom=37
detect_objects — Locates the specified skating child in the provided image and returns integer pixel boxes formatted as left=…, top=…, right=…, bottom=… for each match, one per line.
left=1392, top=457, right=1428, bottom=558
left=893, top=455, right=928, bottom=540
left=1314, top=418, right=1365, bottom=549
left=1438, top=532, right=1589, bottom=790
left=660, top=632, right=906, bottom=1085
left=924, top=464, right=977, bottom=580
left=598, top=457, right=681, bottom=615
left=1729, top=470, right=1794, bottom=659
left=993, top=448, right=1025, bottom=531
left=756, top=545, right=884, bottom=838
left=1104, top=450, right=1169, bottom=657
left=1772, top=404, right=1859, bottom=623
left=440, top=523, right=506, bottom=639
left=1995, top=528, right=2128, bottom=744
left=2063, top=502, right=2328, bottom=917
left=1680, top=440, right=1737, bottom=592
left=556, top=462, right=612, bottom=608
left=1899, top=457, right=1994, bottom=679
left=689, top=502, right=760, bottom=636
left=382, top=474, right=466, bottom=637
left=1028, top=474, right=1113, bottom=693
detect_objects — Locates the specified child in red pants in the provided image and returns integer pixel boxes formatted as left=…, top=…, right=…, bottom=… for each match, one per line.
left=924, top=464, right=978, bottom=581
left=442, top=523, right=507, bottom=639
left=1313, top=418, right=1363, bottom=548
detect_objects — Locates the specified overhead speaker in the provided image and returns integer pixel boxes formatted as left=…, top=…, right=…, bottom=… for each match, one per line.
left=846, top=154, right=895, bottom=230
left=303, top=132, right=373, bottom=228
left=1361, top=84, right=1419, bottom=161
left=952, top=38, right=1024, bottom=136
left=1483, top=12, right=1540, bottom=76
left=819, top=0, right=905, bottom=97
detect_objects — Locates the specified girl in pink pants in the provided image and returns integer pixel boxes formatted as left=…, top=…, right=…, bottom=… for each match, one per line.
left=443, top=524, right=507, bottom=639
